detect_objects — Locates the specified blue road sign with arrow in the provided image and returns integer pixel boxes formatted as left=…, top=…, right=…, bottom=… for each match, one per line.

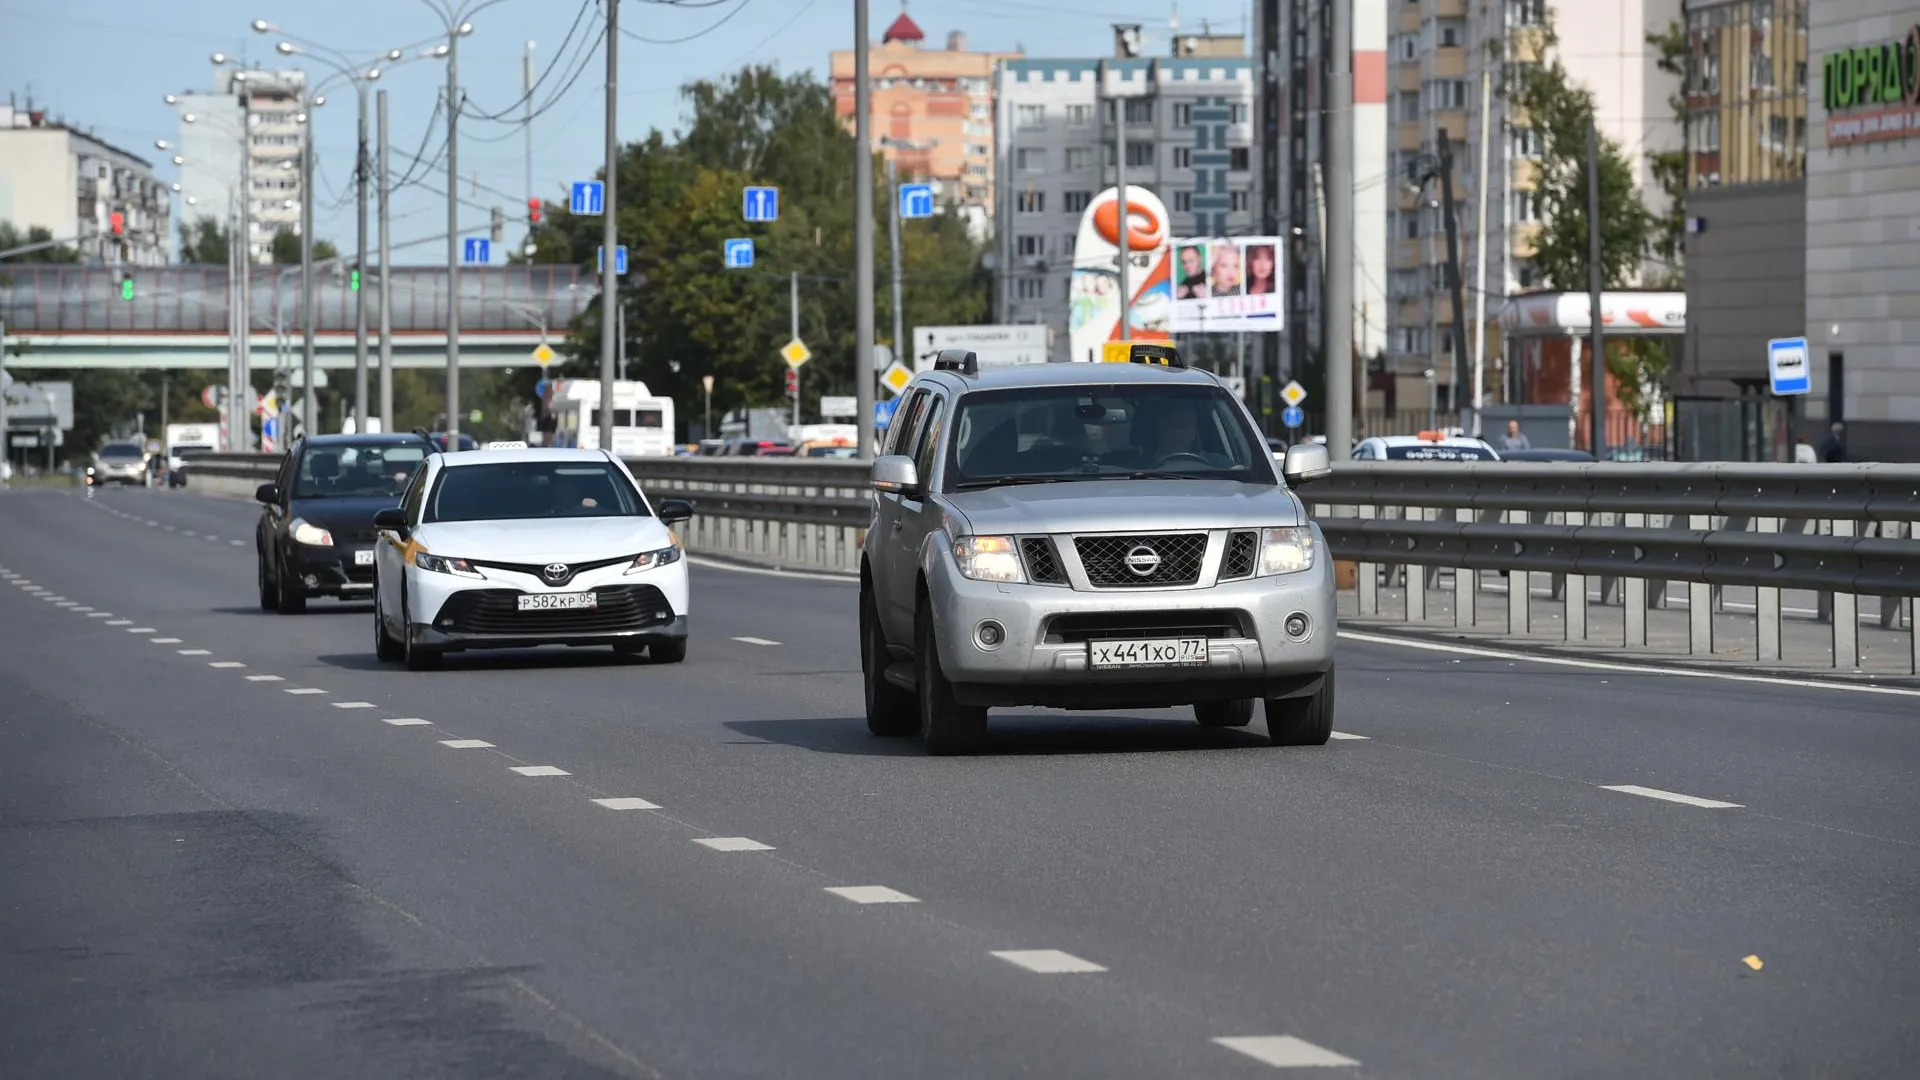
left=875, top=397, right=900, bottom=427
left=899, top=183, right=935, bottom=219
left=570, top=181, right=604, bottom=215
left=724, top=238, right=754, bottom=268
left=462, top=237, right=490, bottom=264
left=596, top=245, right=628, bottom=274
left=743, top=186, right=779, bottom=222
left=1282, top=405, right=1305, bottom=429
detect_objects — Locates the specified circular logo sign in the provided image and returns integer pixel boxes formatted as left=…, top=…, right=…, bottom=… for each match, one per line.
left=542, top=562, right=570, bottom=583
left=1123, top=545, right=1162, bottom=576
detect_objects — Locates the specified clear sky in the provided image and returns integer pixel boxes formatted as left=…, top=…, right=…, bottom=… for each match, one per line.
left=1, top=0, right=1250, bottom=259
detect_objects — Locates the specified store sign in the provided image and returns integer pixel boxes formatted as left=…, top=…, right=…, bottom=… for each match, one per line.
left=1822, top=27, right=1920, bottom=146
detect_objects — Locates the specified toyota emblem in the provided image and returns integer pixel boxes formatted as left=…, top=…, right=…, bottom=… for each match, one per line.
left=542, top=562, right=570, bottom=583
left=1123, top=545, right=1161, bottom=576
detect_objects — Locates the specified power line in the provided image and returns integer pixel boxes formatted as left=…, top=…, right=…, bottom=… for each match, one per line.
left=619, top=0, right=753, bottom=44
left=458, top=0, right=595, bottom=122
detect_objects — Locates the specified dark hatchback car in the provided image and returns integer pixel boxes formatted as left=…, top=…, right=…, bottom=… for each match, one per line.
left=254, top=433, right=433, bottom=613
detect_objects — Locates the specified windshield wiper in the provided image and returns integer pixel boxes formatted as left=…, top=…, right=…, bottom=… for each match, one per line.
left=951, top=476, right=1079, bottom=491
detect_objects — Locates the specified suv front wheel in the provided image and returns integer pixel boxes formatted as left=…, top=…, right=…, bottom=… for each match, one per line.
left=1265, top=666, right=1335, bottom=746
left=861, top=583, right=918, bottom=736
left=915, top=601, right=987, bottom=755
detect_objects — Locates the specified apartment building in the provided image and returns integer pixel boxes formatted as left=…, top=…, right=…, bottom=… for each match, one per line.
left=172, top=64, right=309, bottom=263
left=830, top=12, right=1019, bottom=221
left=1385, top=0, right=1682, bottom=409
left=993, top=34, right=1258, bottom=361
left=0, top=102, right=171, bottom=265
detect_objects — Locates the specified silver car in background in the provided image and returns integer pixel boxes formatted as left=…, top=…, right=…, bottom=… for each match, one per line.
left=859, top=345, right=1338, bottom=755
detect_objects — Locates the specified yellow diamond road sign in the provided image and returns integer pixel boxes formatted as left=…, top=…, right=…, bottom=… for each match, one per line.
left=1280, top=380, right=1308, bottom=408
left=781, top=338, right=812, bottom=368
left=879, top=360, right=914, bottom=395
left=531, top=342, right=556, bottom=367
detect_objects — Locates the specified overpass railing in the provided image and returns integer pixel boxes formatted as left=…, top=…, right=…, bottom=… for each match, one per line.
left=182, top=454, right=1919, bottom=673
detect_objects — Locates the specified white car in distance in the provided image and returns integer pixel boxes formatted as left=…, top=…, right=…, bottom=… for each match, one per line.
left=371, top=447, right=694, bottom=669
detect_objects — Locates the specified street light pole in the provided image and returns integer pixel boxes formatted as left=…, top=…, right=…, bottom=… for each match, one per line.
left=598, top=0, right=620, bottom=453
left=378, top=89, right=394, bottom=433
left=445, top=26, right=463, bottom=445
left=353, top=83, right=370, bottom=434
left=853, top=0, right=875, bottom=457
left=887, top=156, right=905, bottom=371
left=299, top=100, right=317, bottom=440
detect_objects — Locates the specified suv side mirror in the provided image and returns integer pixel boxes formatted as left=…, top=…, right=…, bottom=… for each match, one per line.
left=872, top=455, right=921, bottom=496
left=371, top=507, right=407, bottom=531
left=1281, top=443, right=1333, bottom=485
left=656, top=498, right=694, bottom=525
left=254, top=482, right=280, bottom=505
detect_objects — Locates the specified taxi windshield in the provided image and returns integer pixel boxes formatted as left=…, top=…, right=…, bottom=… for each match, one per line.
left=425, top=461, right=645, bottom=522
left=943, top=383, right=1275, bottom=490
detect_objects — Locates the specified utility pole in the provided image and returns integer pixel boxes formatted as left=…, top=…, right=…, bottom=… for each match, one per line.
left=1323, top=0, right=1354, bottom=459
left=1471, top=67, right=1492, bottom=437
left=1437, top=129, right=1469, bottom=434
left=1586, top=117, right=1606, bottom=458
left=1114, top=87, right=1132, bottom=342
left=1, top=316, right=10, bottom=480
left=887, top=157, right=905, bottom=371
left=444, top=23, right=463, bottom=446
left=790, top=270, right=801, bottom=431
left=598, top=0, right=619, bottom=453
left=234, top=97, right=254, bottom=454
left=523, top=40, right=535, bottom=254
left=377, top=89, right=394, bottom=433
left=353, top=85, right=371, bottom=435
left=853, top=0, right=876, bottom=457
left=300, top=99, right=317, bottom=441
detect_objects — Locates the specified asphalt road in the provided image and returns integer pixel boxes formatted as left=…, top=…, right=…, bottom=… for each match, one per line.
left=3, top=484, right=1918, bottom=1078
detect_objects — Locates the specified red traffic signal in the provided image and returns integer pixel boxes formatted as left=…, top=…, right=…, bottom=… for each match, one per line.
left=527, top=197, right=542, bottom=224
left=784, top=369, right=798, bottom=395
left=109, top=211, right=125, bottom=236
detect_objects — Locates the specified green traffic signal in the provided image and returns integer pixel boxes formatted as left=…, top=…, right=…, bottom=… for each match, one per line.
left=349, top=268, right=360, bottom=291
left=119, top=276, right=134, bottom=300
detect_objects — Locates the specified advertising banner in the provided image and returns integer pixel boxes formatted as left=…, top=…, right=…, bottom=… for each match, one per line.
left=1067, top=187, right=1174, bottom=363
left=1168, top=236, right=1284, bottom=333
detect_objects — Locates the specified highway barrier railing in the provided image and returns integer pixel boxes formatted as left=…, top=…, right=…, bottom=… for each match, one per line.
left=185, top=454, right=1918, bottom=673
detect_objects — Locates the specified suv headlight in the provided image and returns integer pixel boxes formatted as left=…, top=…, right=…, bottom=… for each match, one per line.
left=952, top=535, right=1025, bottom=583
left=289, top=518, right=334, bottom=546
left=625, top=541, right=683, bottom=574
left=414, top=552, right=484, bottom=578
left=1257, top=526, right=1316, bottom=576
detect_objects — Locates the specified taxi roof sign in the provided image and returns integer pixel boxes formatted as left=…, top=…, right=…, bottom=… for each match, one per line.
left=1099, top=341, right=1186, bottom=368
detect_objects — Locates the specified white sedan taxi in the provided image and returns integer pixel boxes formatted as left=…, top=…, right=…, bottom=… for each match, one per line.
left=371, top=447, right=694, bottom=669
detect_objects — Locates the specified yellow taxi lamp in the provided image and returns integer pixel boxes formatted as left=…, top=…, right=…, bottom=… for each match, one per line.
left=1099, top=342, right=1187, bottom=368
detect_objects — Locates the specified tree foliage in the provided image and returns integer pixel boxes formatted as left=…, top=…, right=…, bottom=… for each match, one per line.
left=0, top=221, right=80, bottom=265
left=269, top=229, right=339, bottom=265
left=525, top=66, right=989, bottom=434
left=178, top=216, right=231, bottom=265
left=1645, top=19, right=1688, bottom=286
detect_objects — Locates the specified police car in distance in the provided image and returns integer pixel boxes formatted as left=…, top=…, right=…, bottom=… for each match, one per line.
left=1350, top=432, right=1502, bottom=461
left=860, top=343, right=1338, bottom=756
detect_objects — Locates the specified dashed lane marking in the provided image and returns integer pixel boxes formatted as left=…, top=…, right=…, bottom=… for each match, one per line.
left=106, top=621, right=132, bottom=626
left=150, top=638, right=182, bottom=644
left=126, top=627, right=156, bottom=634
left=1329, top=731, right=1370, bottom=741
left=510, top=765, right=570, bottom=777
left=381, top=717, right=433, bottom=726
left=283, top=688, right=326, bottom=695
left=989, top=949, right=1105, bottom=974
left=592, top=797, right=660, bottom=810
left=68, top=606, right=93, bottom=612
left=695, top=837, right=774, bottom=852
left=229, top=540, right=244, bottom=547
left=439, top=739, right=493, bottom=749
left=731, top=636, right=783, bottom=646
left=825, top=886, right=919, bottom=905
left=182, top=531, right=195, bottom=537
left=330, top=701, right=378, bottom=709
left=176, top=649, right=212, bottom=656
left=1600, top=784, right=1743, bottom=809
left=209, top=661, right=246, bottom=668
left=86, top=612, right=114, bottom=618
left=245, top=674, right=284, bottom=682
left=1213, top=1036, right=1361, bottom=1069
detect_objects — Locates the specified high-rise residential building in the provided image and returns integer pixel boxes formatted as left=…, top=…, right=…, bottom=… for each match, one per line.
left=993, top=30, right=1260, bottom=361
left=1383, top=0, right=1682, bottom=413
left=0, top=102, right=171, bottom=265
left=173, top=64, right=308, bottom=263
left=830, top=11, right=1020, bottom=224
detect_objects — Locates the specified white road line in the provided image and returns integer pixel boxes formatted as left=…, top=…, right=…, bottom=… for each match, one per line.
left=439, top=739, right=494, bottom=749
left=127, top=627, right=156, bottom=634
left=1600, top=784, right=1743, bottom=809
left=1214, top=1036, right=1361, bottom=1069
left=53, top=601, right=76, bottom=606
left=150, top=637, right=182, bottom=644
left=731, top=636, right=783, bottom=646
left=68, top=606, right=92, bottom=612
left=989, top=949, right=1105, bottom=974
left=86, top=612, right=113, bottom=618
left=283, top=687, right=326, bottom=695
left=510, top=765, right=570, bottom=777
left=106, top=621, right=132, bottom=626
left=145, top=520, right=157, bottom=526
left=205, top=536, right=219, bottom=542
left=1329, top=731, right=1371, bottom=741
left=230, top=540, right=244, bottom=546
left=163, top=525, right=174, bottom=531
left=381, top=717, right=432, bottom=726
left=245, top=674, right=284, bottom=682
left=330, top=701, right=377, bottom=709
left=592, top=797, right=660, bottom=810
left=209, top=661, right=246, bottom=668
left=695, top=837, right=774, bottom=852
left=1337, top=629, right=1920, bottom=700
left=182, top=531, right=195, bottom=537
left=825, top=885, right=919, bottom=904
left=177, top=649, right=212, bottom=656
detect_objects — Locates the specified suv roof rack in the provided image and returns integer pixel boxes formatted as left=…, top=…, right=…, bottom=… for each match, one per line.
left=931, top=348, right=979, bottom=376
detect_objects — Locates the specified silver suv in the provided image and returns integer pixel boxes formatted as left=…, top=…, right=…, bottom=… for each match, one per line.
left=859, top=345, right=1338, bottom=755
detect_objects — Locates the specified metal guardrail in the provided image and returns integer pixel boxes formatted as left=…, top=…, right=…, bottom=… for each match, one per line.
left=185, top=454, right=1920, bottom=672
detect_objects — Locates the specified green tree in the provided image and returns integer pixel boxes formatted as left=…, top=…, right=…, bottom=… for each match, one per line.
left=1645, top=19, right=1688, bottom=287
left=0, top=221, right=81, bottom=265
left=269, top=229, right=339, bottom=264
left=178, top=216, right=231, bottom=265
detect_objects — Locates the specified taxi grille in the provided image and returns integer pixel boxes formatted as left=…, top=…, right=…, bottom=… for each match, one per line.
left=1220, top=530, right=1260, bottom=580
left=435, top=584, right=673, bottom=636
left=1021, top=537, right=1066, bottom=584
left=1075, top=533, right=1206, bottom=587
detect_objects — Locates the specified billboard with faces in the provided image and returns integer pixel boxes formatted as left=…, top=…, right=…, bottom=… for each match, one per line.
left=1169, top=237, right=1284, bottom=333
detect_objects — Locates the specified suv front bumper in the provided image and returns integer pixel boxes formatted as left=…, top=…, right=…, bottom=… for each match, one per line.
left=924, top=555, right=1337, bottom=709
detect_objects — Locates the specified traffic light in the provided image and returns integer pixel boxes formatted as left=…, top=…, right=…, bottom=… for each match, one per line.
left=109, top=211, right=125, bottom=236
left=527, top=197, right=542, bottom=226
left=784, top=368, right=798, bottom=396
left=349, top=267, right=361, bottom=291
left=118, top=271, right=134, bottom=300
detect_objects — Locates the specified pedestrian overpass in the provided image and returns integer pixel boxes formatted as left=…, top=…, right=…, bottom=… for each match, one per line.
left=0, top=264, right=594, bottom=371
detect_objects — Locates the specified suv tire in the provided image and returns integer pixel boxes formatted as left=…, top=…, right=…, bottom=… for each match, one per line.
left=916, top=601, right=987, bottom=755
left=861, top=584, right=918, bottom=736
left=1265, top=666, right=1335, bottom=746
left=400, top=584, right=441, bottom=670
left=1195, top=698, right=1255, bottom=728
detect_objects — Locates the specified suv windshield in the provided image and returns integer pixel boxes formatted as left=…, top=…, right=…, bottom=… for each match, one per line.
left=98, top=444, right=143, bottom=461
left=425, top=461, right=646, bottom=522
left=293, top=443, right=428, bottom=499
left=943, top=383, right=1274, bottom=490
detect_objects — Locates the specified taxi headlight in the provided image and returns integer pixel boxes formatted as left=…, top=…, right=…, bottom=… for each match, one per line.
left=952, top=535, right=1024, bottom=583
left=414, top=552, right=484, bottom=578
left=625, top=541, right=683, bottom=574
left=289, top=518, right=334, bottom=546
left=1257, top=526, right=1316, bottom=576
